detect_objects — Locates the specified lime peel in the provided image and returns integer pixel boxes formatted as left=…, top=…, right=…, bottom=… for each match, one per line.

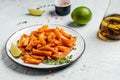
left=10, top=43, right=22, bottom=58
left=71, top=6, right=92, bottom=25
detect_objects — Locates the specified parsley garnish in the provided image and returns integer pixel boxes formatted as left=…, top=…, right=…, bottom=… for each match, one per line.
left=43, top=55, right=73, bottom=65
left=72, top=47, right=77, bottom=50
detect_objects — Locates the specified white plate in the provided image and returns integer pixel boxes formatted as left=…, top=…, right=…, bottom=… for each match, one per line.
left=5, top=24, right=85, bottom=69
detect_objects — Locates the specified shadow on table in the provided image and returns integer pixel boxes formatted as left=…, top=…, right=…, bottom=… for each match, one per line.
left=67, top=22, right=85, bottom=28
left=49, top=10, right=58, bottom=16
left=1, top=46, right=72, bottom=76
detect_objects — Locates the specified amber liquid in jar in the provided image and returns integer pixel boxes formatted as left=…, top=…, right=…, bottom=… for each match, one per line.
left=98, top=14, right=120, bottom=41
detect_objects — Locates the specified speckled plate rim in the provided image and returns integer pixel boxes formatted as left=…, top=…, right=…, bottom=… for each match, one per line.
left=5, top=24, right=85, bottom=69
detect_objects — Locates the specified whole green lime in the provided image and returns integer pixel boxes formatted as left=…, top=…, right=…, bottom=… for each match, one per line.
left=71, top=6, right=92, bottom=25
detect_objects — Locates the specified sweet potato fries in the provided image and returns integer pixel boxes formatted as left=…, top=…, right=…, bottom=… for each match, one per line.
left=17, top=25, right=76, bottom=65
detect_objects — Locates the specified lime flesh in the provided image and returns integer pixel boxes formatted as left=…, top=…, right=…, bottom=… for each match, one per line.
left=10, top=43, right=22, bottom=58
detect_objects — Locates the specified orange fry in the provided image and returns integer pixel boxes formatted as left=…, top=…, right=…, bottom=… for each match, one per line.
left=54, top=27, right=62, bottom=40
left=31, top=55, right=45, bottom=60
left=52, top=48, right=72, bottom=59
left=22, top=54, right=42, bottom=64
left=38, top=25, right=48, bottom=32
left=57, top=46, right=69, bottom=52
left=60, top=29, right=72, bottom=39
left=61, top=37, right=76, bottom=47
left=25, top=58, right=42, bottom=64
left=38, top=46, right=58, bottom=54
left=32, top=49, right=52, bottom=56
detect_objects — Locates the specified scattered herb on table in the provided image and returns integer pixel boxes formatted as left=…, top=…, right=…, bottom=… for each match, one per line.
left=72, top=47, right=77, bottom=50
left=17, top=21, right=27, bottom=25
left=36, top=4, right=54, bottom=9
left=43, top=55, right=73, bottom=65
left=72, top=36, right=77, bottom=38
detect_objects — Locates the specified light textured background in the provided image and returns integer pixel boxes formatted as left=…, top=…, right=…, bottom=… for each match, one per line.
left=1, top=0, right=120, bottom=80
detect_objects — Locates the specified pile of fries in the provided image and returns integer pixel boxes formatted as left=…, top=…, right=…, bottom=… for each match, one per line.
left=17, top=25, right=76, bottom=65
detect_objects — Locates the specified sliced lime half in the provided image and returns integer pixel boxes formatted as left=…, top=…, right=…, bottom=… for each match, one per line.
left=10, top=43, right=22, bottom=58
left=28, top=9, right=45, bottom=16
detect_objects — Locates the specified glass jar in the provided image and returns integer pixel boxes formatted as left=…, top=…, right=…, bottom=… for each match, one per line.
left=98, top=0, right=120, bottom=41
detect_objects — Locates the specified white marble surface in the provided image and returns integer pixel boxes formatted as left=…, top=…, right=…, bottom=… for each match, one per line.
left=1, top=0, right=120, bottom=80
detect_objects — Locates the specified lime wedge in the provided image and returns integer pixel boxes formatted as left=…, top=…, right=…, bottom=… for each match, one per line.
left=10, top=43, right=22, bottom=58
left=28, top=9, right=45, bottom=16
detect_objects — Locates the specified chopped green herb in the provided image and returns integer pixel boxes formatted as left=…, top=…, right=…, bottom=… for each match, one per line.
left=36, top=6, right=42, bottom=9
left=17, top=21, right=27, bottom=25
left=69, top=55, right=73, bottom=59
left=43, top=55, right=73, bottom=65
left=43, top=5, right=46, bottom=7
left=36, top=4, right=54, bottom=10
left=24, top=21, right=27, bottom=23
left=51, top=4, right=54, bottom=6
left=36, top=7, right=40, bottom=9
left=47, top=4, right=50, bottom=6
left=73, top=36, right=77, bottom=38
left=72, top=47, right=77, bottom=50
